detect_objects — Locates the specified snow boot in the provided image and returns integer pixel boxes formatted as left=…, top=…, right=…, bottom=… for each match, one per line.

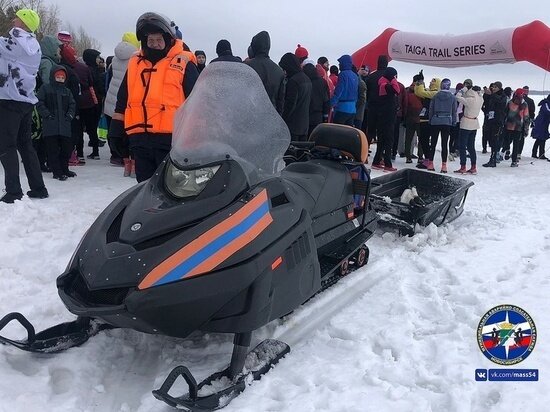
left=384, top=166, right=397, bottom=172
left=454, top=165, right=467, bottom=174
left=427, top=160, right=435, bottom=171
left=504, top=150, right=510, bottom=160
left=510, top=161, right=519, bottom=167
left=416, top=159, right=428, bottom=169
left=27, top=188, right=49, bottom=199
left=123, top=158, right=132, bottom=177
left=440, top=162, right=447, bottom=173
left=466, top=166, right=477, bottom=175
left=483, top=153, right=497, bottom=168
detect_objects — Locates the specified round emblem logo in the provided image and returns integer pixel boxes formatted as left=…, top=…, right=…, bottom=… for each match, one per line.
left=130, top=223, right=142, bottom=232
left=477, top=305, right=537, bottom=365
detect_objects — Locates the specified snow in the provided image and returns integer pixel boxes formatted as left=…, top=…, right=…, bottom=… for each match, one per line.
left=1, top=97, right=549, bottom=412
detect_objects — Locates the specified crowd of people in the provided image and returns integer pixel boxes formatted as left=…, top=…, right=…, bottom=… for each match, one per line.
left=1, top=9, right=549, bottom=204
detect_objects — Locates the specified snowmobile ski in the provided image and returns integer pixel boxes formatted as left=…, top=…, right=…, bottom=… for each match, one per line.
left=0, top=312, right=115, bottom=353
left=153, top=338, right=290, bottom=411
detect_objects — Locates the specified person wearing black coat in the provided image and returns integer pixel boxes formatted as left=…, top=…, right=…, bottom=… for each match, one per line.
left=82, top=48, right=104, bottom=159
left=245, top=31, right=285, bottom=114
left=303, top=63, right=330, bottom=137
left=211, top=39, right=242, bottom=63
left=482, top=82, right=508, bottom=167
left=279, top=53, right=312, bottom=141
left=365, top=55, right=389, bottom=144
left=36, top=66, right=76, bottom=180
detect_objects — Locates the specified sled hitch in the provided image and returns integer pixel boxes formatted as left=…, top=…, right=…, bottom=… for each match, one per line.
left=0, top=312, right=115, bottom=353
left=153, top=334, right=290, bottom=411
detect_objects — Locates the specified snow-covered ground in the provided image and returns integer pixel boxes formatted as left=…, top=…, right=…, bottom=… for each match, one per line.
left=1, top=98, right=549, bottom=412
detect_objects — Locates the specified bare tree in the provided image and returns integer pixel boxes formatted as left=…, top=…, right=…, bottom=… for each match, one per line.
left=64, top=22, right=101, bottom=55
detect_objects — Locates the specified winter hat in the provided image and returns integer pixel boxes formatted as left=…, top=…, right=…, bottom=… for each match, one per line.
left=54, top=69, right=66, bottom=80
left=122, top=32, right=140, bottom=49
left=295, top=44, right=308, bottom=59
left=440, top=78, right=451, bottom=90
left=463, top=78, right=473, bottom=88
left=493, top=81, right=503, bottom=90
left=303, top=58, right=315, bottom=66
left=195, top=50, right=206, bottom=58
left=215, top=39, right=232, bottom=56
left=514, top=88, right=525, bottom=97
left=317, top=56, right=328, bottom=65
left=16, top=9, right=40, bottom=32
left=384, top=66, right=397, bottom=80
left=60, top=44, right=77, bottom=65
left=57, top=30, right=72, bottom=43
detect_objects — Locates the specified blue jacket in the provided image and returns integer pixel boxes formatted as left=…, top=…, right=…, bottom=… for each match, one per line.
left=330, top=55, right=358, bottom=114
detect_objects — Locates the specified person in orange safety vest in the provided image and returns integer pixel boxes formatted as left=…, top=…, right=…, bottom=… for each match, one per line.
left=110, top=12, right=198, bottom=182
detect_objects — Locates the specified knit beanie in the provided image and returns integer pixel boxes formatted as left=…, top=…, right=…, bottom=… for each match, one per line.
left=317, top=56, right=328, bottom=65
left=295, top=44, right=308, bottom=59
left=216, top=39, right=232, bottom=56
left=195, top=50, right=206, bottom=58
left=463, top=78, right=473, bottom=88
left=54, top=69, right=66, bottom=80
left=122, top=32, right=140, bottom=49
left=440, top=78, right=451, bottom=90
left=57, top=30, right=72, bottom=43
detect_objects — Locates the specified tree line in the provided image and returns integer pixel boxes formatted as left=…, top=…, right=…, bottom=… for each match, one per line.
left=0, top=0, right=100, bottom=54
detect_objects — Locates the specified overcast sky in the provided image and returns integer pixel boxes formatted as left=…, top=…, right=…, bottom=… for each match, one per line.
left=51, top=0, right=549, bottom=92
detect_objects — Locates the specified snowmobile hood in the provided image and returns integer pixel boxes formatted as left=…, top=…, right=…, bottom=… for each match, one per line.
left=171, top=61, right=290, bottom=184
left=114, top=40, right=138, bottom=61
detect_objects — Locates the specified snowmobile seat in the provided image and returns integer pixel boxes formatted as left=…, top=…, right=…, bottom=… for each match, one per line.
left=281, top=160, right=353, bottom=219
left=309, top=123, right=369, bottom=163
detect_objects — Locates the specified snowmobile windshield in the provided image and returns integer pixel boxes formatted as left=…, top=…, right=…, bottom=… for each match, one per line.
left=170, top=61, right=290, bottom=185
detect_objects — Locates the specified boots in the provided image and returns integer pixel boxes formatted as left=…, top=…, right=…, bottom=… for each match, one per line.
left=427, top=160, right=435, bottom=171
left=123, top=158, right=131, bottom=177
left=482, top=153, right=497, bottom=168
left=454, top=165, right=467, bottom=174
left=466, top=165, right=477, bottom=175
left=440, top=162, right=447, bottom=173
left=130, top=159, right=136, bottom=179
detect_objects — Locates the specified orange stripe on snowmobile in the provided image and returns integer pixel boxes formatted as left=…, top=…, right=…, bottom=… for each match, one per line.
left=185, top=213, right=273, bottom=279
left=138, top=190, right=271, bottom=289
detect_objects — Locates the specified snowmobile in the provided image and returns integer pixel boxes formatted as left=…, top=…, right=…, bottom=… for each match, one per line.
left=0, top=63, right=378, bottom=411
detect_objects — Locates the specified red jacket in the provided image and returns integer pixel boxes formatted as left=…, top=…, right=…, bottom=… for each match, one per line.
left=404, top=84, right=423, bottom=123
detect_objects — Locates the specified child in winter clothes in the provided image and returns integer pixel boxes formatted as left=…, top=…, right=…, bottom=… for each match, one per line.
left=502, top=89, right=530, bottom=167
left=36, top=66, right=77, bottom=180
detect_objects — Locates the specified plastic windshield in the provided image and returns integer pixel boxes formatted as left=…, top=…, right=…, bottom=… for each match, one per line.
left=170, top=62, right=290, bottom=183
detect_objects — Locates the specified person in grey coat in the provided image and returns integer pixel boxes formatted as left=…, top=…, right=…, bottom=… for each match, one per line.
left=428, top=78, right=457, bottom=172
left=36, top=66, right=76, bottom=180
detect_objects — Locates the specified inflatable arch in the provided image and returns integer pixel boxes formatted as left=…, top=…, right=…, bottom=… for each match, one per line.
left=352, top=20, right=550, bottom=73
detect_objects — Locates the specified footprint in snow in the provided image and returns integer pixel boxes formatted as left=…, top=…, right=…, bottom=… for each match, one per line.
left=48, top=367, right=75, bottom=395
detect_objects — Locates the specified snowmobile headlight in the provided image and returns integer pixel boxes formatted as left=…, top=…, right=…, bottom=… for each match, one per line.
left=165, top=162, right=221, bottom=199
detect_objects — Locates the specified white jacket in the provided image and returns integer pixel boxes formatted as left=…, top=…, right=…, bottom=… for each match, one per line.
left=103, top=41, right=137, bottom=117
left=456, top=88, right=483, bottom=130
left=0, top=27, right=41, bottom=104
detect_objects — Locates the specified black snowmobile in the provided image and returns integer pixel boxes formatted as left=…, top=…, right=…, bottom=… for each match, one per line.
left=0, top=63, right=378, bottom=411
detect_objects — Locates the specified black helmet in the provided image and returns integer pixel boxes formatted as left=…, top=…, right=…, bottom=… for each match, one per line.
left=136, top=12, right=177, bottom=42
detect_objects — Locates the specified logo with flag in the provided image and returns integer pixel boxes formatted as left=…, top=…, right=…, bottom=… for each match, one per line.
left=477, top=305, right=537, bottom=365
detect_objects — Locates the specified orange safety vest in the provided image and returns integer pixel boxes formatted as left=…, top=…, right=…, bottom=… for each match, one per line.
left=124, top=40, right=196, bottom=135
